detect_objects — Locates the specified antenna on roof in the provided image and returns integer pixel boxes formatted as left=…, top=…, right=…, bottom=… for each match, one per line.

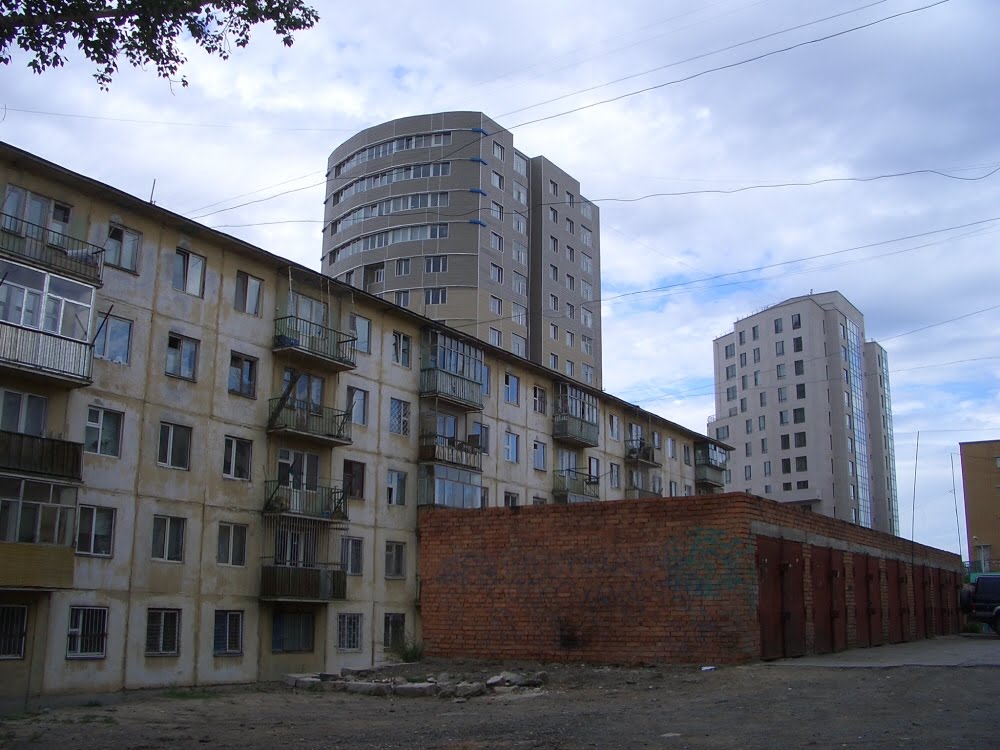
left=149, top=179, right=157, bottom=205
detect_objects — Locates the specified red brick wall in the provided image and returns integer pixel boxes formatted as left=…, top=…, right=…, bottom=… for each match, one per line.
left=417, top=493, right=961, bottom=666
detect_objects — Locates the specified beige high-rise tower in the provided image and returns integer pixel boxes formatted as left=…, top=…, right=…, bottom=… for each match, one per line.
left=323, top=112, right=603, bottom=388
left=709, top=291, right=900, bottom=534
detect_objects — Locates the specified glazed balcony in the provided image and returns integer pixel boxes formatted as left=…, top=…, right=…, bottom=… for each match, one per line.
left=625, top=439, right=660, bottom=467
left=0, top=214, right=104, bottom=285
left=418, top=433, right=482, bottom=472
left=259, top=561, right=347, bottom=602
left=273, top=317, right=357, bottom=371
left=267, top=398, right=352, bottom=446
left=553, top=470, right=599, bottom=504
left=695, top=463, right=726, bottom=489
left=0, top=487, right=78, bottom=589
left=419, top=368, right=483, bottom=411
left=0, top=431, right=83, bottom=481
left=695, top=442, right=728, bottom=489
left=0, top=322, right=93, bottom=386
left=263, top=480, right=348, bottom=523
left=553, top=412, right=599, bottom=448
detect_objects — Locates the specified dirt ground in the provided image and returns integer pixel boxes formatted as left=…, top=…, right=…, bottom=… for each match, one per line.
left=2, top=657, right=997, bottom=750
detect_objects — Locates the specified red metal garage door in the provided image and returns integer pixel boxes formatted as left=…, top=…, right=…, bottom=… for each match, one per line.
left=913, top=565, right=928, bottom=640
left=811, top=547, right=833, bottom=655
left=830, top=549, right=847, bottom=652
left=756, top=536, right=806, bottom=659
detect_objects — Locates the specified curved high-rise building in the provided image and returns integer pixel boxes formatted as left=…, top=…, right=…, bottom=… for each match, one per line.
left=322, top=111, right=603, bottom=388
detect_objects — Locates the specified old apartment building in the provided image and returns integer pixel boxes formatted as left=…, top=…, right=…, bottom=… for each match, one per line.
left=0, top=142, right=729, bottom=707
left=960, top=439, right=1000, bottom=574
left=323, top=112, right=604, bottom=389
left=709, top=292, right=899, bottom=534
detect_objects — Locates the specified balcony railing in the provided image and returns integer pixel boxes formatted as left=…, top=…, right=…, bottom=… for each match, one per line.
left=259, top=562, right=347, bottom=601
left=553, top=412, right=599, bottom=447
left=553, top=470, right=600, bottom=503
left=0, top=322, right=93, bottom=385
left=695, top=463, right=726, bottom=488
left=263, top=480, right=347, bottom=522
left=267, top=399, right=352, bottom=445
left=625, top=487, right=662, bottom=500
left=273, top=317, right=357, bottom=370
left=0, top=431, right=83, bottom=481
left=0, top=213, right=104, bottom=285
left=418, top=433, right=482, bottom=472
left=625, top=439, right=660, bottom=466
left=419, top=368, right=483, bottom=410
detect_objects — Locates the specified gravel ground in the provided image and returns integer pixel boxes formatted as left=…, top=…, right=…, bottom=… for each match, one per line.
left=1, top=658, right=997, bottom=749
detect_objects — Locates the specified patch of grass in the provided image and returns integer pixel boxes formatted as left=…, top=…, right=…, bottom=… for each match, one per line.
left=163, top=688, right=217, bottom=700
left=392, top=639, right=424, bottom=663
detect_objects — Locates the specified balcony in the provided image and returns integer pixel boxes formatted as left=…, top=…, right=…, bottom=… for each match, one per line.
left=259, top=562, right=347, bottom=602
left=625, top=487, right=662, bottom=500
left=0, top=490, right=78, bottom=589
left=0, top=214, right=104, bottom=285
left=263, top=480, right=348, bottom=523
left=0, top=431, right=83, bottom=481
left=625, top=439, right=660, bottom=467
left=695, top=463, right=726, bottom=489
left=273, top=317, right=357, bottom=371
left=553, top=413, right=599, bottom=448
left=695, top=441, right=728, bottom=490
left=420, top=368, right=483, bottom=411
left=267, top=399, right=352, bottom=446
left=0, top=322, right=93, bottom=386
left=418, top=433, right=482, bottom=472
left=553, top=470, right=599, bottom=504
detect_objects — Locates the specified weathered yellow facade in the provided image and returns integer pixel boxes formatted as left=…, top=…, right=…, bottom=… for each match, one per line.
left=0, top=142, right=729, bottom=710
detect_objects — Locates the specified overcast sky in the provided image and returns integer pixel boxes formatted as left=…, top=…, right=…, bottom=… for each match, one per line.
left=2, top=0, right=996, bottom=554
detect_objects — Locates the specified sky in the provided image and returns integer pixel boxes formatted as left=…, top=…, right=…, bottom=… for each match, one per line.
left=1, top=0, right=997, bottom=555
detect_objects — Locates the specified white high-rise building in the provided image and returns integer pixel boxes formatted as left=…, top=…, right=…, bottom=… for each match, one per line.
left=709, top=292, right=899, bottom=534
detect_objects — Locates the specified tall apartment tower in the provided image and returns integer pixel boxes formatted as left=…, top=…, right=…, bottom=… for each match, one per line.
left=322, top=111, right=603, bottom=388
left=709, top=291, right=900, bottom=534
left=960, top=439, right=1000, bottom=573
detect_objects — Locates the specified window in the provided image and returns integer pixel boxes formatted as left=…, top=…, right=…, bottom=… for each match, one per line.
left=511, top=333, right=526, bottom=356
left=513, top=213, right=526, bottom=233
left=609, top=414, right=621, bottom=440
left=609, top=463, right=621, bottom=488
left=385, top=542, right=406, bottom=578
left=776, top=363, right=786, bottom=380
left=759, top=391, right=767, bottom=407
left=791, top=313, right=801, bottom=329
left=726, top=364, right=736, bottom=380
left=582, top=335, right=594, bottom=356
left=565, top=218, right=575, bottom=234
left=165, top=333, right=198, bottom=380
left=548, top=264, right=559, bottom=282
left=565, top=360, right=574, bottom=377
left=793, top=336, right=803, bottom=353
left=395, top=258, right=410, bottom=276
left=272, top=611, right=314, bottom=653
left=222, top=436, right=252, bottom=480
left=489, top=296, right=502, bottom=316
left=794, top=432, right=807, bottom=448
left=724, top=343, right=735, bottom=359
left=753, top=347, right=761, bottom=363
left=93, top=315, right=132, bottom=364
left=350, top=314, right=371, bottom=353
left=549, top=207, right=558, bottom=223
left=425, top=255, right=448, bottom=273
left=793, top=407, right=805, bottom=424
left=471, top=422, right=490, bottom=454
left=549, top=236, right=558, bottom=253
left=490, top=200, right=504, bottom=221
left=744, top=465, right=752, bottom=480
left=213, top=611, right=242, bottom=656
left=389, top=398, right=410, bottom=435
left=387, top=470, right=406, bottom=506
left=172, top=249, right=205, bottom=297
left=533, top=440, right=547, bottom=470
left=549, top=294, right=559, bottom=311
left=745, top=442, right=752, bottom=458
left=764, top=461, right=771, bottom=477
left=217, top=522, right=247, bottom=566
left=565, top=331, right=575, bottom=348
left=490, top=263, right=504, bottom=283
left=740, top=397, right=747, bottom=413
left=566, top=274, right=575, bottom=291
left=759, top=415, right=766, bottom=430
left=581, top=281, right=593, bottom=300
left=745, top=419, right=753, bottom=435
left=550, top=323, right=559, bottom=340
left=341, top=537, right=363, bottom=575
left=794, top=359, right=805, bottom=376
left=493, top=141, right=505, bottom=160
left=491, top=171, right=504, bottom=190
left=504, top=431, right=519, bottom=462
left=67, top=606, right=108, bottom=659
left=0, top=606, right=27, bottom=658
left=512, top=302, right=527, bottom=326
left=796, top=383, right=806, bottom=399
left=716, top=426, right=729, bottom=440
left=761, top=437, right=768, bottom=454
left=343, top=459, right=365, bottom=499
left=392, top=331, right=411, bottom=366
left=774, top=318, right=783, bottom=334
left=775, top=340, right=785, bottom=356
left=533, top=386, right=547, bottom=414
left=782, top=458, right=791, bottom=475
left=77, top=505, right=115, bottom=556
left=582, top=308, right=593, bottom=328
left=513, top=182, right=527, bottom=204
left=514, top=153, right=527, bottom=175
left=158, top=422, right=191, bottom=469
left=424, top=288, right=447, bottom=304
left=779, top=411, right=790, bottom=426
left=85, top=407, right=122, bottom=457
left=727, top=386, right=737, bottom=402
left=104, top=224, right=141, bottom=271
left=347, top=386, right=368, bottom=425
left=797, top=480, right=809, bottom=490
left=780, top=434, right=790, bottom=450
left=481, top=364, right=491, bottom=396
left=394, top=290, right=409, bottom=307
left=504, top=491, right=519, bottom=507
left=504, top=372, right=520, bottom=404
left=227, top=352, right=257, bottom=397
left=384, top=613, right=405, bottom=651
left=581, top=253, right=592, bottom=273
left=234, top=271, right=262, bottom=316
left=795, top=456, right=808, bottom=472
left=549, top=353, right=558, bottom=369
left=337, top=613, right=363, bottom=651
left=738, top=330, right=746, bottom=346
left=145, top=609, right=180, bottom=656
left=739, top=352, right=747, bottom=367
left=152, top=515, right=185, bottom=562
left=580, top=226, right=593, bottom=246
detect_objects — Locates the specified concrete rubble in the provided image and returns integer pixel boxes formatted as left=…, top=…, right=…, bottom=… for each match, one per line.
left=281, top=668, right=546, bottom=700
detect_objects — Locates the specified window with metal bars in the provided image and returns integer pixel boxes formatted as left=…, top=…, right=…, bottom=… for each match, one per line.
left=145, top=609, right=180, bottom=656
left=0, top=606, right=27, bottom=659
left=213, top=610, right=242, bottom=655
left=67, top=606, right=108, bottom=658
